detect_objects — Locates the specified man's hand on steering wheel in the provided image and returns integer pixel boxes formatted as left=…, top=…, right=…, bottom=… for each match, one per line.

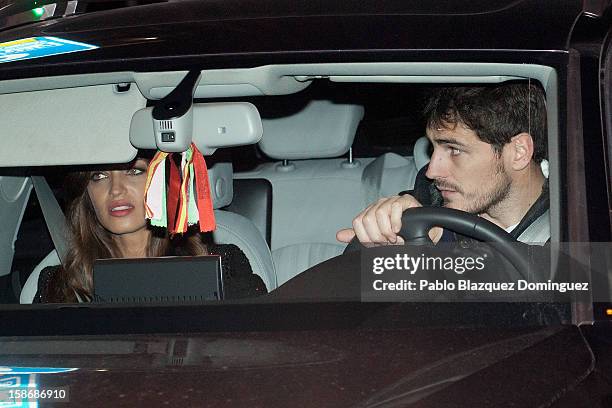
left=340, top=204, right=531, bottom=279
left=336, top=194, right=443, bottom=246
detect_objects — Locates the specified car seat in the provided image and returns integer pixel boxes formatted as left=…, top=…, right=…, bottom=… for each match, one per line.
left=236, top=101, right=365, bottom=285
left=235, top=102, right=429, bottom=286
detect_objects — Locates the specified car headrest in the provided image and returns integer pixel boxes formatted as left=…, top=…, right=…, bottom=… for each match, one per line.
left=413, top=136, right=431, bottom=171
left=207, top=162, right=233, bottom=209
left=259, top=100, right=364, bottom=160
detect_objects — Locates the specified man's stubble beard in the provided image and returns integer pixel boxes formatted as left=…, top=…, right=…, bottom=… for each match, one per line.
left=443, top=158, right=512, bottom=215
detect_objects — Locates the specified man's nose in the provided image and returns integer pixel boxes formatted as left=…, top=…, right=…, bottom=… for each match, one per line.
left=425, top=148, right=446, bottom=180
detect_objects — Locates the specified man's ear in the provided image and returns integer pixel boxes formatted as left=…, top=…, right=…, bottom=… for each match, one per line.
left=507, top=132, right=534, bottom=171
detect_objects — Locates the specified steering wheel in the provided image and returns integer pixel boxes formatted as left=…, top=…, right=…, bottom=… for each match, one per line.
left=344, top=206, right=530, bottom=279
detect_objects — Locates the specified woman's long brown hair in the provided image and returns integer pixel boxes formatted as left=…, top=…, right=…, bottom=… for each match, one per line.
left=44, top=164, right=209, bottom=303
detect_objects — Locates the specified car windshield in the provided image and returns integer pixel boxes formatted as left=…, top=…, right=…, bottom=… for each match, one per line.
left=0, top=1, right=609, bottom=336
left=0, top=70, right=600, bottom=325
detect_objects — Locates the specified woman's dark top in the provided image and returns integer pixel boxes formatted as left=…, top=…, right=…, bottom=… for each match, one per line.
left=33, top=244, right=267, bottom=303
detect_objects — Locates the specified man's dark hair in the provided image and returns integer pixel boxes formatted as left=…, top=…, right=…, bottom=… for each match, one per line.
left=423, top=82, right=547, bottom=163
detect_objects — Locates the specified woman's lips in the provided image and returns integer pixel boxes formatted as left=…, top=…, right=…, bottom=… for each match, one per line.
left=109, top=202, right=135, bottom=217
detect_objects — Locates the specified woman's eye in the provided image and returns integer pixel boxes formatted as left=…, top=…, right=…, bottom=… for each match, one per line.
left=90, top=172, right=107, bottom=181
left=127, top=168, right=145, bottom=176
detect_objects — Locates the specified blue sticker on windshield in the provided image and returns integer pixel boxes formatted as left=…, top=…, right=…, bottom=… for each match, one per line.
left=0, top=367, right=77, bottom=375
left=0, top=36, right=98, bottom=64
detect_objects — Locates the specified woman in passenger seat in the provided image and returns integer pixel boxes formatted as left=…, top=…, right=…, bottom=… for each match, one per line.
left=34, top=154, right=266, bottom=303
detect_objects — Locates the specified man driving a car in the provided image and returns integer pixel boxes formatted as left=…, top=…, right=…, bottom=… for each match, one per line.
left=337, top=82, right=550, bottom=246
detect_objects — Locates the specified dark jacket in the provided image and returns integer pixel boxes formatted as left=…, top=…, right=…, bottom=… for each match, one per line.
left=34, top=244, right=267, bottom=303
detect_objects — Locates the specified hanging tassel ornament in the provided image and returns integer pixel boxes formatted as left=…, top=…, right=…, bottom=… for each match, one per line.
left=144, top=143, right=216, bottom=235
left=144, top=150, right=168, bottom=228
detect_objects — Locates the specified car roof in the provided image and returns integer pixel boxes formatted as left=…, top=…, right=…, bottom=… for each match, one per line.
left=0, top=0, right=588, bottom=78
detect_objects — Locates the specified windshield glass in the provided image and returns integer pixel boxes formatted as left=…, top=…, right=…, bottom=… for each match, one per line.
left=0, top=72, right=605, bottom=333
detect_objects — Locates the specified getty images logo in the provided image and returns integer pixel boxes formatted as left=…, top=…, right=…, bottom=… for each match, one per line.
left=372, top=253, right=487, bottom=275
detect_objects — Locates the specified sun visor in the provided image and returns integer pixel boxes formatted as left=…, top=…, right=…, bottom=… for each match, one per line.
left=0, top=84, right=145, bottom=167
left=130, top=102, right=263, bottom=155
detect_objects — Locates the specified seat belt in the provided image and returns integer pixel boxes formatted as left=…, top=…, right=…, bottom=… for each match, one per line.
left=517, top=209, right=550, bottom=245
left=31, top=176, right=68, bottom=266
left=30, top=177, right=90, bottom=303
